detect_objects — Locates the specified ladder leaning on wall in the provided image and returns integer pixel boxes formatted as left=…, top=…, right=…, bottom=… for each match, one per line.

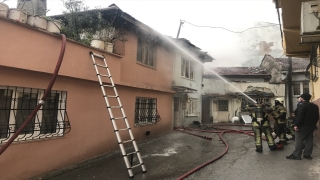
left=89, top=52, right=147, bottom=178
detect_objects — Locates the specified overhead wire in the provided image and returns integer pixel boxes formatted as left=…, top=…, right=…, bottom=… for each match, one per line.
left=181, top=20, right=280, bottom=33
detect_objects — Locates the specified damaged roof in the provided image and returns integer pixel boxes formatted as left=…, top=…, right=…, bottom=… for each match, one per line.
left=263, top=55, right=309, bottom=71
left=169, top=37, right=214, bottom=63
left=203, top=67, right=270, bottom=77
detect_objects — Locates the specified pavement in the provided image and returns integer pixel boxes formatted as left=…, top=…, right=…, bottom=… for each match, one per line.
left=30, top=124, right=320, bottom=180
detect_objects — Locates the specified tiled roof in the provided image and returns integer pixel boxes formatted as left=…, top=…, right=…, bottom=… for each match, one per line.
left=203, top=67, right=269, bottom=76
left=266, top=55, right=309, bottom=71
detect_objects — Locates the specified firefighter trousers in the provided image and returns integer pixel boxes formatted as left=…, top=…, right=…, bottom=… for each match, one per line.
left=252, top=121, right=276, bottom=150
left=276, top=123, right=287, bottom=143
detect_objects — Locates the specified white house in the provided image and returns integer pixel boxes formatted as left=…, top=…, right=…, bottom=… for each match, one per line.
left=202, top=55, right=310, bottom=123
left=202, top=66, right=284, bottom=123
left=171, top=38, right=214, bottom=127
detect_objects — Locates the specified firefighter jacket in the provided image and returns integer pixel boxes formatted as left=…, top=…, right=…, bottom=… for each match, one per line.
left=272, top=105, right=287, bottom=124
left=246, top=105, right=271, bottom=127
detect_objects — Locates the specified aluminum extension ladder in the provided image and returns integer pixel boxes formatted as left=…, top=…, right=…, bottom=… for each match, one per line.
left=89, top=52, right=147, bottom=178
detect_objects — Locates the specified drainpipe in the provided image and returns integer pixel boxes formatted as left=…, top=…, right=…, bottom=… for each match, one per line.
left=310, top=65, right=316, bottom=101
left=287, top=57, right=293, bottom=115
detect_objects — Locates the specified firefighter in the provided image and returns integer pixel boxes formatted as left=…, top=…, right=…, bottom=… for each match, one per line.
left=247, top=102, right=276, bottom=152
left=271, top=98, right=287, bottom=145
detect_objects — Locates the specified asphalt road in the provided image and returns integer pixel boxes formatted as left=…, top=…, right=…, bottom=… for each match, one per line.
left=31, top=125, right=320, bottom=180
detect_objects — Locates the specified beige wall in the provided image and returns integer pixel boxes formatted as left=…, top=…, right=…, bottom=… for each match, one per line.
left=311, top=67, right=320, bottom=144
left=0, top=17, right=174, bottom=180
left=119, top=33, right=174, bottom=91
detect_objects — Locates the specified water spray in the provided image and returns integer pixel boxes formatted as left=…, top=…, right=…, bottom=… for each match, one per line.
left=162, top=36, right=257, bottom=104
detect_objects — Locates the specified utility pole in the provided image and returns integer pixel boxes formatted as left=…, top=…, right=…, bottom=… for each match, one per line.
left=287, top=57, right=293, bottom=115
left=176, top=20, right=184, bottom=38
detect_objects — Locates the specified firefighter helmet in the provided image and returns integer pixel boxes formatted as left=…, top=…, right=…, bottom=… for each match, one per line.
left=275, top=97, right=284, bottom=104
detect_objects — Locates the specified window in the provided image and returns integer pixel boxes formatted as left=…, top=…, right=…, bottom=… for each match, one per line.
left=255, top=98, right=270, bottom=104
left=187, top=98, right=200, bottom=116
left=0, top=86, right=71, bottom=144
left=303, top=82, right=309, bottom=93
left=241, top=97, right=270, bottom=110
left=218, top=100, right=228, bottom=111
left=137, top=37, right=156, bottom=67
left=181, top=58, right=195, bottom=80
left=292, top=82, right=309, bottom=95
left=135, top=97, right=161, bottom=126
left=293, top=83, right=300, bottom=95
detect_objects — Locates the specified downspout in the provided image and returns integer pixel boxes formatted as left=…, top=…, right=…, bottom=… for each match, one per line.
left=287, top=57, right=293, bottom=115
left=310, top=64, right=315, bottom=101
left=0, top=34, right=67, bottom=155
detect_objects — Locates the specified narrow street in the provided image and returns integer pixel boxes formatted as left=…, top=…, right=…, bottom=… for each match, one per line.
left=31, top=124, right=320, bottom=180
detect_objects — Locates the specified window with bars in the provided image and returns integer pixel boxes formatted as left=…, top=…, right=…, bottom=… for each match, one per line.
left=134, top=97, right=161, bottom=126
left=293, top=83, right=300, bottom=95
left=181, top=58, right=195, bottom=80
left=218, top=100, right=228, bottom=111
left=137, top=37, right=156, bottom=68
left=255, top=98, right=270, bottom=104
left=187, top=98, right=200, bottom=116
left=240, top=97, right=270, bottom=109
left=0, top=86, right=71, bottom=143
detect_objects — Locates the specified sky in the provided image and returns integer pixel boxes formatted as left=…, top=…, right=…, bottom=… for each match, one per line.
left=4, top=0, right=283, bottom=67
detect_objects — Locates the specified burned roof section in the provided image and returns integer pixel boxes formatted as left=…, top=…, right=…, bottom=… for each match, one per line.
left=261, top=55, right=309, bottom=71
left=167, top=37, right=214, bottom=63
left=203, top=67, right=270, bottom=78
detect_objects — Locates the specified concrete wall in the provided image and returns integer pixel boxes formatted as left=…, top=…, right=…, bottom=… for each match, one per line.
left=172, top=53, right=204, bottom=126
left=0, top=17, right=174, bottom=180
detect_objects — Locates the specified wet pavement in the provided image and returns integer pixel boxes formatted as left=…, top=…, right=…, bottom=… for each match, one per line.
left=30, top=124, right=320, bottom=180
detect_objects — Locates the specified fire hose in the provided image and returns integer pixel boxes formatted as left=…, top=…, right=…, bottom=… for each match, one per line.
left=175, top=123, right=278, bottom=180
left=0, top=34, right=66, bottom=156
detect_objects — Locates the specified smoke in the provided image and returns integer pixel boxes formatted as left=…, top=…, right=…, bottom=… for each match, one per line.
left=203, top=21, right=284, bottom=68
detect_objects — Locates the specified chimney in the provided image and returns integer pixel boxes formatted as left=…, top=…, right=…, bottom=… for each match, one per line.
left=17, top=0, right=47, bottom=16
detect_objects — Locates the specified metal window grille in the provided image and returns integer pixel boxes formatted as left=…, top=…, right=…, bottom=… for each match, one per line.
left=218, top=100, right=228, bottom=111
left=0, top=86, right=71, bottom=143
left=255, top=98, right=270, bottom=104
left=187, top=98, right=200, bottom=116
left=241, top=97, right=270, bottom=110
left=134, top=97, right=160, bottom=126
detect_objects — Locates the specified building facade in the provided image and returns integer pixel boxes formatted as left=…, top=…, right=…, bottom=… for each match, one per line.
left=0, top=6, right=174, bottom=179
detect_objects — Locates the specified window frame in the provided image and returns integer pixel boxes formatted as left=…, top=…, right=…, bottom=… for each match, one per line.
left=186, top=98, right=200, bottom=116
left=181, top=58, right=195, bottom=80
left=0, top=86, right=69, bottom=144
left=134, top=97, right=161, bottom=126
left=218, top=100, right=228, bottom=111
left=137, top=37, right=157, bottom=68
left=292, top=82, right=310, bottom=96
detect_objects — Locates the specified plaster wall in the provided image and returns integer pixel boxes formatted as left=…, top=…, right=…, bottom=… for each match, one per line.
left=0, top=17, right=173, bottom=180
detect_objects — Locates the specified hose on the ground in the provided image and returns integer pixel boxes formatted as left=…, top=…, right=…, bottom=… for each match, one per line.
left=175, top=123, right=279, bottom=179
left=176, top=130, right=228, bottom=180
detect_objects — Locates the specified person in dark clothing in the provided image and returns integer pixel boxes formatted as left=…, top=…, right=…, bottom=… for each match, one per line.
left=286, top=96, right=302, bottom=140
left=286, top=93, right=320, bottom=160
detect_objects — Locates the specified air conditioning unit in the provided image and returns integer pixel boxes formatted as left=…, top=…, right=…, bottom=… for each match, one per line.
left=301, top=0, right=320, bottom=44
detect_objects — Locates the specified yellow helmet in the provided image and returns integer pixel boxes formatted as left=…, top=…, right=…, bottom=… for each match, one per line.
left=275, top=97, right=284, bottom=104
